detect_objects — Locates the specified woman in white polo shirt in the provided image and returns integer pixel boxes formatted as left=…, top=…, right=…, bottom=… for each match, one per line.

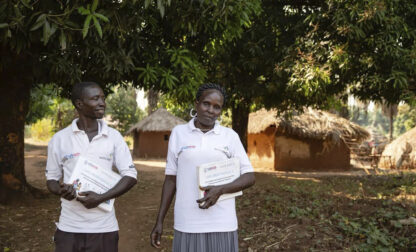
left=150, top=83, right=255, bottom=252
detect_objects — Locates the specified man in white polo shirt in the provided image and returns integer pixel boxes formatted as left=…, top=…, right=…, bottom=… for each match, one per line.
left=46, top=82, right=137, bottom=252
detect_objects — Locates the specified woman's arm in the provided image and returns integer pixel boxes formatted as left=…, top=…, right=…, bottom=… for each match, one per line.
left=197, top=172, right=255, bottom=209
left=150, top=175, right=177, bottom=248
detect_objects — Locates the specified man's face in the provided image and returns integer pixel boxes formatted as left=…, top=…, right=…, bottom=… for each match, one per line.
left=77, top=85, right=106, bottom=119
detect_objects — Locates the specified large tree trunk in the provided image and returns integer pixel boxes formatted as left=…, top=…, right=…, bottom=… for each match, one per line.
left=381, top=102, right=397, bottom=142
left=146, top=87, right=159, bottom=115
left=231, top=101, right=250, bottom=151
left=0, top=53, right=39, bottom=202
left=389, top=107, right=394, bottom=142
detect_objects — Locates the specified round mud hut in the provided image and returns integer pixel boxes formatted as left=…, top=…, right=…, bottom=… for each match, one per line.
left=127, top=108, right=186, bottom=158
left=379, top=127, right=416, bottom=169
left=247, top=108, right=369, bottom=171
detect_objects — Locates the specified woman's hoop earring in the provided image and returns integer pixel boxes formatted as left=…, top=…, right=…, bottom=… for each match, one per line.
left=190, top=108, right=197, bottom=118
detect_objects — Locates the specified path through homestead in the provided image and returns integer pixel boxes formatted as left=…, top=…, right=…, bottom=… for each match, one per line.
left=1, top=142, right=415, bottom=251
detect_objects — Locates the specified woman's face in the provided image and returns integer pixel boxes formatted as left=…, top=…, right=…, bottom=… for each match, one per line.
left=195, top=89, right=224, bottom=128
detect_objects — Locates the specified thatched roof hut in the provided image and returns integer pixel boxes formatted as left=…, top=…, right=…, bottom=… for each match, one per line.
left=248, top=108, right=369, bottom=144
left=379, top=127, right=416, bottom=169
left=128, top=108, right=186, bottom=158
left=247, top=108, right=369, bottom=171
left=127, top=108, right=186, bottom=134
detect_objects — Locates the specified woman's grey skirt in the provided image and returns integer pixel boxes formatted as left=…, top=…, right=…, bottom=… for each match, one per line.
left=172, top=230, right=238, bottom=252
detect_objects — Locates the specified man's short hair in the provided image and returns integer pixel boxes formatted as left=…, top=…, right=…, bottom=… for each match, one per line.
left=71, top=82, right=101, bottom=106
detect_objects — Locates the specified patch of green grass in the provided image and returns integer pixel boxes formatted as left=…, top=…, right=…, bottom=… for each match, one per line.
left=237, top=173, right=416, bottom=251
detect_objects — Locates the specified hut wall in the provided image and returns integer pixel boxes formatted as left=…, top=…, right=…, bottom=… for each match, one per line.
left=247, top=127, right=275, bottom=170
left=275, top=136, right=350, bottom=171
left=133, top=131, right=170, bottom=158
left=133, top=131, right=140, bottom=156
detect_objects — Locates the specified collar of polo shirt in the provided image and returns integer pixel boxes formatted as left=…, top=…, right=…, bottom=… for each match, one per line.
left=187, top=117, right=221, bottom=135
left=71, top=119, right=109, bottom=136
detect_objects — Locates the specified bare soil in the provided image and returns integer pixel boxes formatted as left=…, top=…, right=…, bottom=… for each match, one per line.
left=1, top=142, right=415, bottom=251
left=2, top=142, right=172, bottom=252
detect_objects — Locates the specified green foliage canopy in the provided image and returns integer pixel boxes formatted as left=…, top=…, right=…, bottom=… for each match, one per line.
left=394, top=104, right=416, bottom=137
left=0, top=0, right=261, bottom=190
left=0, top=0, right=260, bottom=97
left=298, top=0, right=416, bottom=104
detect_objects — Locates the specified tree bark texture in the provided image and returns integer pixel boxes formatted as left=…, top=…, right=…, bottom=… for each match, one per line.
left=389, top=107, right=394, bottom=142
left=231, top=102, right=250, bottom=151
left=147, top=87, right=159, bottom=115
left=0, top=50, right=33, bottom=201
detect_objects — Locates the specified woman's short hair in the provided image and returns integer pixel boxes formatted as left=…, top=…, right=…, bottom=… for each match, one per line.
left=196, top=83, right=227, bottom=104
left=71, top=82, right=100, bottom=106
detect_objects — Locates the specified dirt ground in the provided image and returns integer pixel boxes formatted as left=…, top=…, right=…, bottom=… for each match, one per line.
left=2, top=142, right=174, bottom=252
left=0, top=141, right=406, bottom=252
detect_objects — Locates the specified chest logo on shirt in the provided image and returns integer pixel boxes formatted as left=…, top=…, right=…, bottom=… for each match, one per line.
left=181, top=145, right=196, bottom=150
left=61, top=153, right=80, bottom=163
left=178, top=145, right=196, bottom=157
left=99, top=153, right=113, bottom=162
left=214, top=146, right=232, bottom=158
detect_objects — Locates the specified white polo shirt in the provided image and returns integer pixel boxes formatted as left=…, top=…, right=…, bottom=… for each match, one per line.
left=46, top=119, right=137, bottom=233
left=166, top=118, right=254, bottom=233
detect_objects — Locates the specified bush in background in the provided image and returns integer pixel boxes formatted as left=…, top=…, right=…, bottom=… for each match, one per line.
left=52, top=98, right=78, bottom=132
left=29, top=118, right=54, bottom=141
left=26, top=84, right=56, bottom=125
left=124, top=136, right=134, bottom=150
left=106, top=86, right=145, bottom=135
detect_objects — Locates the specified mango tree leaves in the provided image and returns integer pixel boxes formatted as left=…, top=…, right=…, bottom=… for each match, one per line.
left=298, top=0, right=416, bottom=105
left=0, top=0, right=258, bottom=99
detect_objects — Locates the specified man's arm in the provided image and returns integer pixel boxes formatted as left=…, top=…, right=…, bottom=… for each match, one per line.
left=46, top=180, right=77, bottom=200
left=45, top=137, right=75, bottom=199
left=77, top=176, right=137, bottom=209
